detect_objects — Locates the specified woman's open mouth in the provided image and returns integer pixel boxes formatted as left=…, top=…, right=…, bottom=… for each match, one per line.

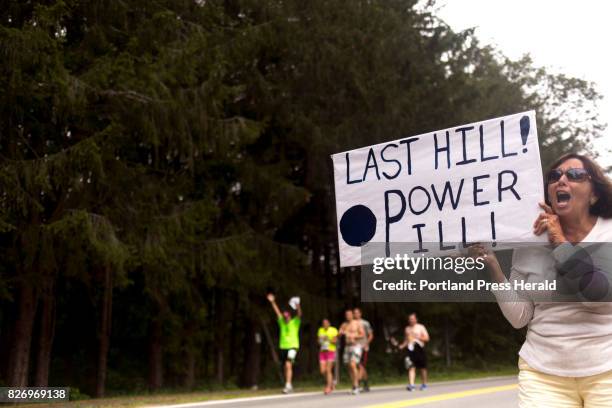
left=555, top=191, right=571, bottom=209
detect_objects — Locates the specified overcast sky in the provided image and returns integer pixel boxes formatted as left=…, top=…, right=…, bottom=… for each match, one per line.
left=434, top=0, right=612, bottom=166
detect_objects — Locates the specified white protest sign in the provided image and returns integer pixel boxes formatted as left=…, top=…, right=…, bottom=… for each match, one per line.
left=331, top=111, right=545, bottom=267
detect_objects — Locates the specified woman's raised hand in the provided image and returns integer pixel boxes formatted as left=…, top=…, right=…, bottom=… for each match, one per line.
left=468, top=243, right=506, bottom=283
left=468, top=243, right=498, bottom=268
left=533, top=202, right=567, bottom=246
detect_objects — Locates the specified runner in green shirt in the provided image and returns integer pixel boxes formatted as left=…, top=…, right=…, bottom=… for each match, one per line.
left=267, top=293, right=302, bottom=394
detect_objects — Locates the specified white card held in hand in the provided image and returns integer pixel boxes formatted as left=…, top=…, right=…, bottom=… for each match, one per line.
left=288, top=296, right=300, bottom=310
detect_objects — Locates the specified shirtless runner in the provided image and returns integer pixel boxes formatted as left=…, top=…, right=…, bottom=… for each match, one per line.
left=339, top=309, right=365, bottom=395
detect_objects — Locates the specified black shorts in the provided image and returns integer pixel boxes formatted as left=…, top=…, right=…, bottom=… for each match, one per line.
left=407, top=344, right=427, bottom=369
left=280, top=348, right=298, bottom=363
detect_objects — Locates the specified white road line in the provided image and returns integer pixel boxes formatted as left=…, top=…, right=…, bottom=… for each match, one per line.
left=144, top=392, right=319, bottom=408
left=145, top=376, right=516, bottom=408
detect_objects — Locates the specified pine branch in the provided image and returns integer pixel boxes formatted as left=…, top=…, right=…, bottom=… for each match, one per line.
left=98, top=89, right=162, bottom=104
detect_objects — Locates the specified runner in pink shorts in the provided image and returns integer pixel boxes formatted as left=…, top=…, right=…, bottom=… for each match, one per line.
left=318, top=318, right=339, bottom=394
left=319, top=350, right=336, bottom=362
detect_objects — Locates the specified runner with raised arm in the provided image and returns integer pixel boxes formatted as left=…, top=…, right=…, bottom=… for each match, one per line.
left=267, top=293, right=301, bottom=394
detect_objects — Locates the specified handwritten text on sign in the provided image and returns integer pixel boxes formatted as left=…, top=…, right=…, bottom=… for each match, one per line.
left=331, top=111, right=544, bottom=267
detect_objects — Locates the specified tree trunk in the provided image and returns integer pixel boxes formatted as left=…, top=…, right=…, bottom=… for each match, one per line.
left=148, top=317, right=163, bottom=391
left=309, top=324, right=317, bottom=375
left=214, top=289, right=227, bottom=384
left=34, top=278, right=56, bottom=387
left=203, top=340, right=210, bottom=378
left=183, top=320, right=196, bottom=390
left=444, top=316, right=451, bottom=367
left=337, top=269, right=344, bottom=301
left=240, top=318, right=261, bottom=388
left=0, top=313, right=11, bottom=382
left=95, top=265, right=113, bottom=398
left=228, top=295, right=239, bottom=377
left=215, top=349, right=224, bottom=384
left=184, top=350, right=196, bottom=390
left=259, top=314, right=282, bottom=383
left=204, top=290, right=214, bottom=378
left=323, top=243, right=332, bottom=308
left=7, top=282, right=37, bottom=387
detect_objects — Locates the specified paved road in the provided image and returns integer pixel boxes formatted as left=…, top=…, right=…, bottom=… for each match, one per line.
left=151, top=376, right=518, bottom=408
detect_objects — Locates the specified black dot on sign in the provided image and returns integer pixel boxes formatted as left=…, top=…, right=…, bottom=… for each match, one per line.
left=339, top=205, right=377, bottom=247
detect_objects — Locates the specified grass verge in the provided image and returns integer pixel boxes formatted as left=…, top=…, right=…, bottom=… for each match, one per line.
left=12, top=365, right=517, bottom=408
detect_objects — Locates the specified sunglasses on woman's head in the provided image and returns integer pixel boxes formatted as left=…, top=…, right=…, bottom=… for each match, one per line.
left=547, top=168, right=590, bottom=183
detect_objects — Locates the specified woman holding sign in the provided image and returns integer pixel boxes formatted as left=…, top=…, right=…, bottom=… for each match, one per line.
left=471, top=153, right=612, bottom=407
